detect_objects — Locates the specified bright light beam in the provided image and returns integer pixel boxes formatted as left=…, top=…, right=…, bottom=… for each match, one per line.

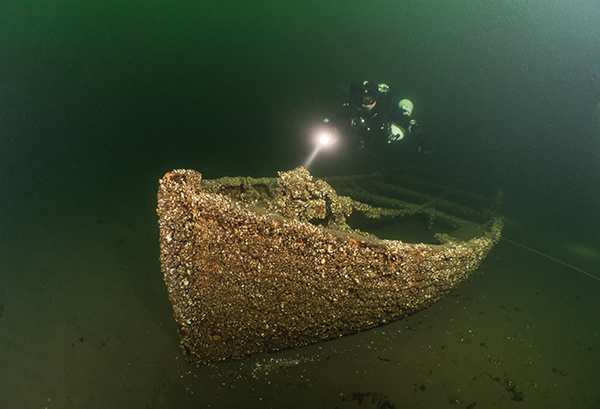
left=304, top=131, right=336, bottom=169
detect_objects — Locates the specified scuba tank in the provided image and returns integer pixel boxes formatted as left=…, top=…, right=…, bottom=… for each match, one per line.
left=398, top=99, right=414, bottom=115
left=388, top=99, right=414, bottom=142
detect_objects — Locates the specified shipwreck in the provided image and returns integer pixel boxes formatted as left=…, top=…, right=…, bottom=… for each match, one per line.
left=157, top=167, right=503, bottom=365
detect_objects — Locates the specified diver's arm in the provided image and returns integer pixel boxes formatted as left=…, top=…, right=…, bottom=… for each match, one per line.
left=411, top=125, right=433, bottom=154
left=323, top=104, right=353, bottom=132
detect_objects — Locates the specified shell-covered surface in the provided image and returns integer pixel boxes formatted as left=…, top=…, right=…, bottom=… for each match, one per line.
left=157, top=167, right=502, bottom=366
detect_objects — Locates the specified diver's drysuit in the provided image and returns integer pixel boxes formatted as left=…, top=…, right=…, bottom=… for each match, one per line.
left=324, top=81, right=433, bottom=156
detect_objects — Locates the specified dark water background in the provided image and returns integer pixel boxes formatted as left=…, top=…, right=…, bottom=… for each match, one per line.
left=1, top=1, right=599, bottom=408
left=2, top=0, right=600, bottom=226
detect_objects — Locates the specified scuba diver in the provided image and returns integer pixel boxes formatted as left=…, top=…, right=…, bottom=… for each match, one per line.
left=321, top=81, right=433, bottom=170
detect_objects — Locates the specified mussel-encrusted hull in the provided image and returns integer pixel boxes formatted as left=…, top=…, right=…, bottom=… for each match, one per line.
left=157, top=168, right=502, bottom=365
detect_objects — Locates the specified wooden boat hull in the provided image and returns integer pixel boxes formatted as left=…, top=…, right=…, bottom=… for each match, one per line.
left=157, top=168, right=502, bottom=365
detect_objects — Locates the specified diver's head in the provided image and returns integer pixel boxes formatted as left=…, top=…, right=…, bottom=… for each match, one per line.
left=360, top=88, right=378, bottom=110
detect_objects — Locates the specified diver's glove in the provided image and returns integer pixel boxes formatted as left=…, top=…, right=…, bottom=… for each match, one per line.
left=416, top=132, right=434, bottom=155
left=321, top=118, right=338, bottom=135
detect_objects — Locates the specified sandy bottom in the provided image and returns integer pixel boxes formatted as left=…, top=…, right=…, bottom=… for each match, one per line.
left=1, top=199, right=598, bottom=409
